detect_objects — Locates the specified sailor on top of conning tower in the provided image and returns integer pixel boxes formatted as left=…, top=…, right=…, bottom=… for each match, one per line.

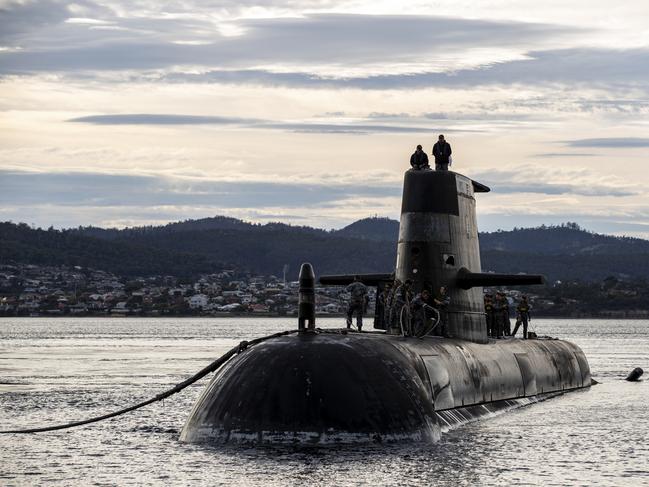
left=410, top=144, right=430, bottom=170
left=432, top=134, right=452, bottom=171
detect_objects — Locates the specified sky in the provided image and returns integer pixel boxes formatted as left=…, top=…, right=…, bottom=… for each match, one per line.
left=1, top=1, right=648, bottom=237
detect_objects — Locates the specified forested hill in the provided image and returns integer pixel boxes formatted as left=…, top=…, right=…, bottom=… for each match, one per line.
left=335, top=217, right=399, bottom=242
left=2, top=218, right=649, bottom=281
left=479, top=223, right=649, bottom=255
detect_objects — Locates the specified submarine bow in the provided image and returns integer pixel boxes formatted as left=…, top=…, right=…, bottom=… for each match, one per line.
left=180, top=332, right=439, bottom=444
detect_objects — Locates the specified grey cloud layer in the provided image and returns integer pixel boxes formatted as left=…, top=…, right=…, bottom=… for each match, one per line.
left=0, top=170, right=400, bottom=208
left=565, top=138, right=649, bottom=148
left=472, top=167, right=640, bottom=197
left=161, top=48, right=649, bottom=90
left=69, top=114, right=260, bottom=125
left=2, top=6, right=647, bottom=93
left=0, top=0, right=69, bottom=42
left=2, top=169, right=646, bottom=234
left=1, top=12, right=573, bottom=73
left=0, top=167, right=638, bottom=215
left=67, top=113, right=464, bottom=134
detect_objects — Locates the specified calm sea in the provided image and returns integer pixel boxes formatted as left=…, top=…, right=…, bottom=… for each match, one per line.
left=1, top=317, right=648, bottom=486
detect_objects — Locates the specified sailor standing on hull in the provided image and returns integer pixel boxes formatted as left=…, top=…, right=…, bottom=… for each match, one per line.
left=502, top=293, right=512, bottom=336
left=377, top=285, right=390, bottom=329
left=512, top=295, right=532, bottom=339
left=386, top=280, right=399, bottom=330
left=433, top=286, right=450, bottom=336
left=484, top=293, right=495, bottom=337
left=493, top=292, right=506, bottom=338
left=345, top=276, right=368, bottom=331
left=394, top=279, right=413, bottom=335
left=411, top=289, right=436, bottom=336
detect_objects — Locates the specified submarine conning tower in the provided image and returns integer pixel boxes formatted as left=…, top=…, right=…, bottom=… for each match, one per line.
left=397, top=168, right=542, bottom=343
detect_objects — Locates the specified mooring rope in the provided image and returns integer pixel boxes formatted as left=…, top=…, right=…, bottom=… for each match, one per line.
left=0, top=329, right=296, bottom=434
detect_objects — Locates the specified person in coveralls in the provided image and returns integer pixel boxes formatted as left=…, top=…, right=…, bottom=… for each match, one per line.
left=394, top=279, right=414, bottom=334
left=345, top=276, right=368, bottom=331
left=493, top=292, right=509, bottom=338
left=433, top=286, right=451, bottom=336
left=484, top=293, right=495, bottom=337
left=512, top=295, right=532, bottom=339
left=411, top=289, right=436, bottom=336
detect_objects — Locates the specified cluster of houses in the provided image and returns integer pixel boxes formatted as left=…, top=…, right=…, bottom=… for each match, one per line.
left=4, top=263, right=646, bottom=319
left=0, top=264, right=374, bottom=317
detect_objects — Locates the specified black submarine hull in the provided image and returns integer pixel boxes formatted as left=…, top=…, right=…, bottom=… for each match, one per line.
left=180, top=331, right=591, bottom=444
left=181, top=167, right=592, bottom=444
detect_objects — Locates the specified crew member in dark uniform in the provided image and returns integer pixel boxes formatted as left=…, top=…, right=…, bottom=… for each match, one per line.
left=385, top=280, right=398, bottom=329
left=484, top=293, right=495, bottom=337
left=394, top=279, right=413, bottom=334
left=502, top=292, right=511, bottom=336
left=433, top=286, right=450, bottom=336
left=411, top=288, right=435, bottom=336
left=493, top=291, right=506, bottom=338
left=377, top=285, right=389, bottom=328
left=432, top=134, right=452, bottom=171
left=410, top=144, right=430, bottom=170
left=512, top=295, right=532, bottom=339
left=345, top=276, right=368, bottom=331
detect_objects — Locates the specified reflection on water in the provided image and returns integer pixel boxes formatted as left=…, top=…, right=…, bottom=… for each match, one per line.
left=1, top=317, right=648, bottom=486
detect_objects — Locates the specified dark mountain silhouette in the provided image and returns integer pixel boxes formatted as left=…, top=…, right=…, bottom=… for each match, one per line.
left=2, top=218, right=648, bottom=281
left=479, top=223, right=649, bottom=255
left=0, top=222, right=225, bottom=277
left=335, top=217, right=399, bottom=242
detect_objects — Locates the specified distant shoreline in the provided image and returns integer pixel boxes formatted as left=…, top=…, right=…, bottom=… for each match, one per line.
left=2, top=314, right=649, bottom=320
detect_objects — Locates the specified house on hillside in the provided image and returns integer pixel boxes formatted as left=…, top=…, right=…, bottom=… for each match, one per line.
left=189, top=294, right=209, bottom=309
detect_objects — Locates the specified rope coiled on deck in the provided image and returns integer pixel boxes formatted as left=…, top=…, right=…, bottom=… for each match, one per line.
left=0, top=329, right=296, bottom=434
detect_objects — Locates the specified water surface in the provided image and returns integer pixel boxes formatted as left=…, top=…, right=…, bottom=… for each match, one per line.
left=1, top=317, right=648, bottom=486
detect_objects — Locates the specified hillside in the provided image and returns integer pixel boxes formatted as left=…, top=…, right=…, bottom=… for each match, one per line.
left=479, top=223, right=649, bottom=255
left=335, top=217, right=399, bottom=242
left=0, top=222, right=225, bottom=277
left=2, top=218, right=649, bottom=281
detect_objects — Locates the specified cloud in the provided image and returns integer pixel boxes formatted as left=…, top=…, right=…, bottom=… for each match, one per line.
left=564, top=137, right=649, bottom=148
left=472, top=165, right=641, bottom=197
left=68, top=114, right=259, bottom=125
left=0, top=0, right=70, bottom=42
left=0, top=14, right=575, bottom=75
left=3, top=166, right=646, bottom=233
left=3, top=8, right=647, bottom=96
left=533, top=153, right=597, bottom=158
left=0, top=167, right=404, bottom=229
left=0, top=169, right=401, bottom=209
left=67, top=112, right=474, bottom=134
left=491, top=184, right=637, bottom=197
left=156, top=48, right=649, bottom=92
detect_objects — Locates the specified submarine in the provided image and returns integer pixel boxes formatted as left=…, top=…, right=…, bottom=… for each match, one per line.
left=180, top=168, right=591, bottom=444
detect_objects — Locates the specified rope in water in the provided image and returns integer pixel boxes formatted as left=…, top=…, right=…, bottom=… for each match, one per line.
left=0, top=329, right=296, bottom=434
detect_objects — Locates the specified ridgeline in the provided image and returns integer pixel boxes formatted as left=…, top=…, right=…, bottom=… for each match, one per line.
left=2, top=218, right=649, bottom=282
